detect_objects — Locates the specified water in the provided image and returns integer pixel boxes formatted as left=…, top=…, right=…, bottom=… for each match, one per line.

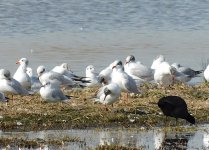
left=0, top=0, right=209, bottom=79
left=1, top=124, right=209, bottom=149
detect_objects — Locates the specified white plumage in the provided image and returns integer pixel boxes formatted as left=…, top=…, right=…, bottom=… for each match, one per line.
left=0, top=69, right=29, bottom=95
left=96, top=83, right=121, bottom=105
left=40, top=81, right=70, bottom=102
left=13, top=58, right=31, bottom=90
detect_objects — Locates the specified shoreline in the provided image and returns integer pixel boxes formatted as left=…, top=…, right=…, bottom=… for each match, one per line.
left=0, top=83, right=209, bottom=132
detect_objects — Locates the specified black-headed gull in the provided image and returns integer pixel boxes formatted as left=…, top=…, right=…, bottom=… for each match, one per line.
left=0, top=69, right=29, bottom=95
left=37, top=65, right=75, bottom=87
left=85, top=65, right=101, bottom=87
left=111, top=60, right=140, bottom=94
left=98, top=60, right=123, bottom=85
left=40, top=81, right=70, bottom=102
left=96, top=83, right=121, bottom=105
left=13, top=58, right=31, bottom=90
left=124, top=55, right=154, bottom=82
left=154, top=62, right=175, bottom=87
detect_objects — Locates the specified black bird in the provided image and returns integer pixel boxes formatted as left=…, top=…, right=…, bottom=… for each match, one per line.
left=158, top=96, right=195, bottom=125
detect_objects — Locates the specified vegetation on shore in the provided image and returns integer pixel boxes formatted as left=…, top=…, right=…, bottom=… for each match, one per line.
left=0, top=82, right=209, bottom=132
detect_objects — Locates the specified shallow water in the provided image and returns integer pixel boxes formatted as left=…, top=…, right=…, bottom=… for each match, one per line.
left=0, top=124, right=209, bottom=149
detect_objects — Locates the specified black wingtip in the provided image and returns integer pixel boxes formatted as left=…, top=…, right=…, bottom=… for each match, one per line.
left=195, top=70, right=203, bottom=75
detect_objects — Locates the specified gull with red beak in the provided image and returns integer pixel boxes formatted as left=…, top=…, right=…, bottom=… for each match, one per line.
left=13, top=58, right=31, bottom=90
left=124, top=55, right=154, bottom=82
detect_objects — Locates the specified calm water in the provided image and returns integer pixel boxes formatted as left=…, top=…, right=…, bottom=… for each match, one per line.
left=0, top=0, right=209, bottom=79
left=1, top=124, right=209, bottom=149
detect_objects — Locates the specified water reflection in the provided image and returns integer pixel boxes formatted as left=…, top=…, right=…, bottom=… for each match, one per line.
left=187, top=125, right=209, bottom=149
left=0, top=125, right=209, bottom=149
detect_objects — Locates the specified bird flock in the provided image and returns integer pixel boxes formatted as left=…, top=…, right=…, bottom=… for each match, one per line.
left=0, top=54, right=206, bottom=124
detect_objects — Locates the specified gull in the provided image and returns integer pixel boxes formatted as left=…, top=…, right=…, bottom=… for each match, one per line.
left=0, top=92, right=9, bottom=102
left=204, top=64, right=209, bottom=82
left=26, top=67, right=42, bottom=92
left=154, top=62, right=175, bottom=87
left=151, top=55, right=165, bottom=70
left=13, top=58, right=31, bottom=90
left=52, top=63, right=72, bottom=75
left=172, top=63, right=203, bottom=78
left=52, top=63, right=81, bottom=79
left=162, top=65, right=193, bottom=83
left=52, top=63, right=90, bottom=85
left=37, top=65, right=75, bottom=87
left=172, top=68, right=192, bottom=83
left=40, top=81, right=70, bottom=102
left=85, top=65, right=101, bottom=87
left=124, top=55, right=154, bottom=82
left=98, top=60, right=123, bottom=85
left=111, top=60, right=140, bottom=94
left=96, top=83, right=121, bottom=105
left=0, top=69, right=29, bottom=95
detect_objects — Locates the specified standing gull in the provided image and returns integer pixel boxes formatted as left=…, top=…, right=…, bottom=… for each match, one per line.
left=13, top=58, right=31, bottom=90
left=111, top=60, right=140, bottom=94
